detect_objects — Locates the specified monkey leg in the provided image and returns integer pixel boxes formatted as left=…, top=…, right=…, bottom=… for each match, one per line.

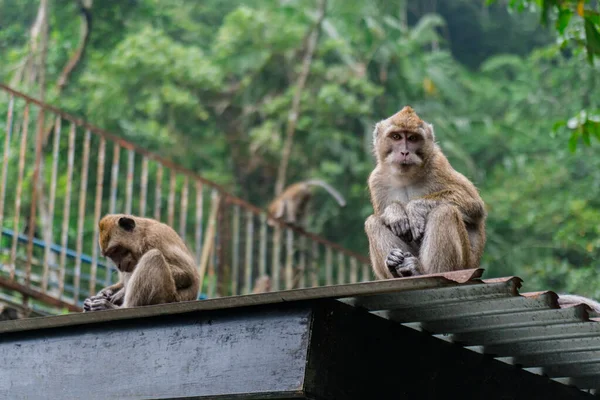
left=419, top=204, right=472, bottom=274
left=123, top=249, right=179, bottom=308
left=365, top=215, right=418, bottom=280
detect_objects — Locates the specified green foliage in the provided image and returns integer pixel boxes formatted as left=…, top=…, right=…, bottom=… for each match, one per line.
left=1, top=0, right=600, bottom=300
left=488, top=0, right=600, bottom=149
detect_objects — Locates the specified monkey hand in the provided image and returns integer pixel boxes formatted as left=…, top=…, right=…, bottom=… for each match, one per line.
left=109, top=288, right=125, bottom=306
left=84, top=296, right=120, bottom=312
left=82, top=288, right=121, bottom=312
left=406, top=199, right=437, bottom=243
left=381, top=203, right=413, bottom=242
left=386, top=249, right=422, bottom=278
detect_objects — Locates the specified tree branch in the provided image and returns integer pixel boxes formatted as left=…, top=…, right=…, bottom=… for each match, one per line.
left=57, top=0, right=93, bottom=92
left=274, top=0, right=327, bottom=196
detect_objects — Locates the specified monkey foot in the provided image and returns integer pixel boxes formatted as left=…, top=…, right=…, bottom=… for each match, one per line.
left=386, top=249, right=421, bottom=278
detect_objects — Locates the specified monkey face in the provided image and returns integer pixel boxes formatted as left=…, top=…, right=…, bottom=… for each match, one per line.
left=99, top=214, right=142, bottom=273
left=385, top=131, right=425, bottom=168
left=373, top=107, right=436, bottom=173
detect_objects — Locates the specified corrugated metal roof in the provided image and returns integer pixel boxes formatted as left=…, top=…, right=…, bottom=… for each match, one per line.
left=338, top=270, right=600, bottom=394
left=1, top=267, right=598, bottom=393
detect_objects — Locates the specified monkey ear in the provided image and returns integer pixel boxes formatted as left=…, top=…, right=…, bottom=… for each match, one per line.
left=118, top=216, right=136, bottom=232
left=372, top=122, right=380, bottom=143
left=426, top=123, right=435, bottom=140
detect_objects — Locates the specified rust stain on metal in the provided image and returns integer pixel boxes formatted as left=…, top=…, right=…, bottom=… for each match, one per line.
left=73, top=130, right=92, bottom=303
left=41, top=116, right=62, bottom=292
left=139, top=156, right=149, bottom=217
left=10, top=103, right=29, bottom=280
left=58, top=122, right=76, bottom=297
left=0, top=95, right=14, bottom=231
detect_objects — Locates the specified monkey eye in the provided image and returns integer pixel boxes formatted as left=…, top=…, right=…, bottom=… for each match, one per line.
left=407, top=135, right=419, bottom=142
left=390, top=133, right=401, bottom=140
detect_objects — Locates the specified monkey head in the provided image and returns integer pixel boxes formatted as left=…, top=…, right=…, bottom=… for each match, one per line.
left=372, top=106, right=436, bottom=175
left=99, top=214, right=145, bottom=273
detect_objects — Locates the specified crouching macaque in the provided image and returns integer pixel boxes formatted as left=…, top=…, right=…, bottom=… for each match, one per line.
left=267, top=179, right=346, bottom=227
left=365, top=106, right=487, bottom=279
left=83, top=214, right=200, bottom=312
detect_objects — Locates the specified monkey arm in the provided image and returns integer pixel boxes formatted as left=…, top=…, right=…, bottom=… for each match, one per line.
left=420, top=190, right=485, bottom=225
left=380, top=202, right=413, bottom=243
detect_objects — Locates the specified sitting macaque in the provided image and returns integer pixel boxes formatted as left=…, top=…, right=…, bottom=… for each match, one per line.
left=83, top=214, right=200, bottom=311
left=365, top=106, right=487, bottom=279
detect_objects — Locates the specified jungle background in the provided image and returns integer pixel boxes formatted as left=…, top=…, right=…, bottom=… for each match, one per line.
left=1, top=0, right=599, bottom=299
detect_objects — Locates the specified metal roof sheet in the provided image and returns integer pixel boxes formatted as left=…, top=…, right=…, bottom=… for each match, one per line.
left=0, top=267, right=598, bottom=393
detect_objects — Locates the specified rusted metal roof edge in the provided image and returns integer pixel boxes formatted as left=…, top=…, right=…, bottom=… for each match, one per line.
left=0, top=269, right=484, bottom=334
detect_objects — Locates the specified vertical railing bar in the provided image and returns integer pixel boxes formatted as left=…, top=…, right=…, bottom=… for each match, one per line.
left=311, top=241, right=319, bottom=287
left=285, top=228, right=294, bottom=290
left=9, top=103, right=29, bottom=280
left=154, top=164, right=163, bottom=221
left=299, top=235, right=307, bottom=288
left=350, top=257, right=358, bottom=284
left=325, top=247, right=333, bottom=286
left=108, top=144, right=120, bottom=215
left=362, top=263, right=371, bottom=282
left=58, top=122, right=76, bottom=297
left=139, top=156, right=148, bottom=217
left=209, top=209, right=218, bottom=298
left=231, top=205, right=240, bottom=296
left=73, top=130, right=91, bottom=303
left=272, top=225, right=281, bottom=291
left=42, top=116, right=61, bottom=292
left=105, top=144, right=120, bottom=287
left=258, top=214, right=267, bottom=278
left=26, top=105, right=47, bottom=287
left=197, top=190, right=220, bottom=297
left=209, top=189, right=219, bottom=298
left=336, top=252, right=345, bottom=285
left=243, top=211, right=254, bottom=294
left=194, top=181, right=204, bottom=265
left=0, top=96, right=14, bottom=236
left=167, top=169, right=176, bottom=227
left=179, top=176, right=188, bottom=239
left=125, top=149, right=134, bottom=215
left=90, top=137, right=106, bottom=296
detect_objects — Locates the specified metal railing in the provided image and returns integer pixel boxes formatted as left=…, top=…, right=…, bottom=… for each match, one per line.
left=0, top=84, right=372, bottom=312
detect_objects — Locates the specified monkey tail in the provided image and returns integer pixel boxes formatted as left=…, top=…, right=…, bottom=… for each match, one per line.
left=303, top=179, right=346, bottom=206
left=558, top=294, right=600, bottom=313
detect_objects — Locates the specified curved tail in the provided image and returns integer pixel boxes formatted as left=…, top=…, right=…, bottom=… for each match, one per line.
left=303, top=179, right=346, bottom=206
left=558, top=294, right=600, bottom=313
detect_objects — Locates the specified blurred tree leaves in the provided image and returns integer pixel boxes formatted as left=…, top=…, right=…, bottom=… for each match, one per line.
left=1, top=0, right=600, bottom=299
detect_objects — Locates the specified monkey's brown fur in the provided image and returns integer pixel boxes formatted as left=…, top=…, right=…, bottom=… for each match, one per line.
left=267, top=179, right=346, bottom=227
left=365, top=106, right=486, bottom=279
left=83, top=214, right=200, bottom=311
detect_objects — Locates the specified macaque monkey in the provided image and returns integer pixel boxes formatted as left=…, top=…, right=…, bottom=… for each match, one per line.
left=365, top=106, right=486, bottom=279
left=83, top=214, right=200, bottom=312
left=558, top=294, right=600, bottom=313
left=267, top=179, right=346, bottom=227
left=251, top=275, right=272, bottom=294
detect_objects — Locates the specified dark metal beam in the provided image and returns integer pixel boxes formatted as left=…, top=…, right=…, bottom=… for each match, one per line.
left=0, top=297, right=592, bottom=400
